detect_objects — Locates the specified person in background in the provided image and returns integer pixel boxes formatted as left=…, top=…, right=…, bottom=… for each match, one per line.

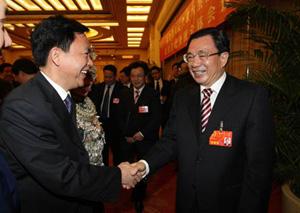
left=133, top=27, right=275, bottom=213
left=71, top=66, right=106, bottom=212
left=0, top=15, right=142, bottom=213
left=0, top=63, right=14, bottom=83
left=117, top=61, right=161, bottom=213
left=174, top=59, right=195, bottom=91
left=89, top=64, right=124, bottom=166
left=71, top=66, right=105, bottom=166
left=12, top=58, right=39, bottom=85
left=0, top=1, right=19, bottom=212
left=119, top=66, right=131, bottom=88
left=149, top=66, right=171, bottom=129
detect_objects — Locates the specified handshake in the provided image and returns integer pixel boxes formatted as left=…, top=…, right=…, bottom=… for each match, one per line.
left=118, top=161, right=146, bottom=189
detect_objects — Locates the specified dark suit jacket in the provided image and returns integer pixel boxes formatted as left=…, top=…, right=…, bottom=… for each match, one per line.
left=89, top=82, right=124, bottom=140
left=117, top=85, right=161, bottom=143
left=0, top=153, right=19, bottom=213
left=148, top=79, right=171, bottom=97
left=0, top=73, right=121, bottom=213
left=144, top=74, right=275, bottom=213
left=148, top=79, right=172, bottom=127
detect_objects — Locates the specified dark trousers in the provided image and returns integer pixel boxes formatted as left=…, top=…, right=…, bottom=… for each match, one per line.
left=119, top=138, right=155, bottom=202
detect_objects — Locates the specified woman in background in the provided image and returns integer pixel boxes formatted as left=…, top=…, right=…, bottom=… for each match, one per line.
left=71, top=67, right=105, bottom=166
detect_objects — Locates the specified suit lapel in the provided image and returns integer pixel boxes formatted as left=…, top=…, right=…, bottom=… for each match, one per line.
left=204, top=75, right=236, bottom=135
left=35, top=73, right=85, bottom=151
left=187, top=84, right=201, bottom=142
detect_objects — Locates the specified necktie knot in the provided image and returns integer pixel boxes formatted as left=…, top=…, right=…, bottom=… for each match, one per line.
left=134, top=89, right=140, bottom=103
left=64, top=95, right=72, bottom=113
left=202, top=88, right=213, bottom=98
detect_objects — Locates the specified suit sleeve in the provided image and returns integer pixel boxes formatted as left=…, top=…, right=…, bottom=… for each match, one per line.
left=144, top=92, right=178, bottom=175
left=0, top=98, right=121, bottom=202
left=238, top=87, right=275, bottom=212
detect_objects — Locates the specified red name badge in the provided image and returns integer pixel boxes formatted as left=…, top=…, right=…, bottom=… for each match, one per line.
left=138, top=106, right=149, bottom=113
left=209, top=130, right=233, bottom=147
left=112, top=98, right=119, bottom=104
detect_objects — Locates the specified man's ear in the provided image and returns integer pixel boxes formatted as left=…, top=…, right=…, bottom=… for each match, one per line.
left=49, top=47, right=61, bottom=67
left=220, top=52, right=229, bottom=67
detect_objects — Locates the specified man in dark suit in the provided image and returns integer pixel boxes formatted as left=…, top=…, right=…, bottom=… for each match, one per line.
left=134, top=27, right=275, bottom=212
left=89, top=65, right=124, bottom=166
left=117, top=61, right=161, bottom=213
left=0, top=2, right=19, bottom=212
left=0, top=15, right=141, bottom=213
left=149, top=66, right=171, bottom=128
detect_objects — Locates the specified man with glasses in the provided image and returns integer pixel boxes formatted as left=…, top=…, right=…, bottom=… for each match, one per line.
left=134, top=27, right=275, bottom=212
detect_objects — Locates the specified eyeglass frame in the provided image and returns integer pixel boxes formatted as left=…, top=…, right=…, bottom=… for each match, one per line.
left=183, top=50, right=222, bottom=64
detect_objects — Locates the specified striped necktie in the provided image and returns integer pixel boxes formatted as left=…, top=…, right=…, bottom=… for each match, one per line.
left=134, top=89, right=140, bottom=103
left=201, top=88, right=213, bottom=132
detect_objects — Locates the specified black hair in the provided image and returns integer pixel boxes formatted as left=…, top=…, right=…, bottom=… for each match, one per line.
left=103, top=64, right=117, bottom=75
left=128, top=61, right=149, bottom=76
left=12, top=58, right=39, bottom=75
left=177, top=60, right=186, bottom=67
left=186, top=27, right=230, bottom=53
left=172, top=63, right=178, bottom=69
left=120, top=66, right=130, bottom=77
left=31, top=15, right=89, bottom=67
left=150, top=66, right=161, bottom=73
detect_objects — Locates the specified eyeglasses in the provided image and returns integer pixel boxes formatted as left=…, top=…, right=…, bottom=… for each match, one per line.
left=183, top=50, right=221, bottom=63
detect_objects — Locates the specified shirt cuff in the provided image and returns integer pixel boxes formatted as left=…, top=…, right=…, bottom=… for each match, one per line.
left=139, top=159, right=149, bottom=178
left=138, top=131, right=144, bottom=138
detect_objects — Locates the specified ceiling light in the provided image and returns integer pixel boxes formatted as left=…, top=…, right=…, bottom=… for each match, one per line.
left=127, top=15, right=148, bottom=22
left=128, top=41, right=141, bottom=44
left=11, top=44, right=26, bottom=49
left=15, top=24, right=26, bottom=27
left=62, top=0, right=78, bottom=10
left=6, top=0, right=25, bottom=11
left=83, top=22, right=119, bottom=27
left=4, top=24, right=15, bottom=31
left=128, top=33, right=143, bottom=37
left=33, top=0, right=54, bottom=11
left=128, top=37, right=142, bottom=41
left=90, top=0, right=103, bottom=10
left=127, top=27, right=145, bottom=32
left=94, top=36, right=115, bottom=42
left=126, top=0, right=153, bottom=3
left=85, top=28, right=98, bottom=38
left=48, top=0, right=66, bottom=11
left=14, top=0, right=41, bottom=11
left=75, top=0, right=90, bottom=10
left=122, top=55, right=134, bottom=59
left=26, top=24, right=35, bottom=27
left=127, top=6, right=151, bottom=14
left=128, top=44, right=140, bottom=47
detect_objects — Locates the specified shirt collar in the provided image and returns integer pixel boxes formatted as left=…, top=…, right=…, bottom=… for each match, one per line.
left=40, top=71, right=70, bottom=101
left=134, top=84, right=145, bottom=93
left=200, top=72, right=226, bottom=94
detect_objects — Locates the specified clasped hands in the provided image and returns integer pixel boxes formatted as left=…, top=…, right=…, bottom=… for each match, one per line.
left=125, top=131, right=144, bottom=144
left=118, top=161, right=146, bottom=189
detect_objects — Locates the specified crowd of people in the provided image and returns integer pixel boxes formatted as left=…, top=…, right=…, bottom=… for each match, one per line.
left=0, top=2, right=275, bottom=213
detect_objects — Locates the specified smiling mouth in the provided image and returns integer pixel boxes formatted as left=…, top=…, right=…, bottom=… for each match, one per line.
left=193, top=69, right=206, bottom=74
